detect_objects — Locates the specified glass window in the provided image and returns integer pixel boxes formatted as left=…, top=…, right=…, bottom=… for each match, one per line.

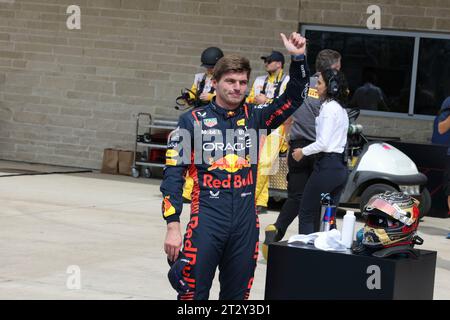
left=305, top=30, right=415, bottom=114
left=415, top=38, right=450, bottom=116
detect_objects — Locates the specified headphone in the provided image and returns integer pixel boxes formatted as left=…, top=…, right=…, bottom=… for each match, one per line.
left=326, top=69, right=339, bottom=97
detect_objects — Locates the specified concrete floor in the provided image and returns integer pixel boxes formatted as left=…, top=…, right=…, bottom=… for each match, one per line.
left=0, top=161, right=449, bottom=300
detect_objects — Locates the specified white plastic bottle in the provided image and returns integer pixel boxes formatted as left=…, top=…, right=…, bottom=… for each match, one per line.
left=341, top=210, right=356, bottom=249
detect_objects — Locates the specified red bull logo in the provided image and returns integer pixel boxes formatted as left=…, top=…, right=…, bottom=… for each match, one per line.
left=203, top=171, right=254, bottom=189
left=207, top=154, right=251, bottom=173
left=162, top=196, right=176, bottom=218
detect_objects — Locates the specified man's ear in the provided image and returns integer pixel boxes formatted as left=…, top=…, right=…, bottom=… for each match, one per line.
left=212, top=79, right=217, bottom=89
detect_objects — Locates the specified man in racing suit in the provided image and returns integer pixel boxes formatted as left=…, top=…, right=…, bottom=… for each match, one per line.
left=161, top=32, right=309, bottom=300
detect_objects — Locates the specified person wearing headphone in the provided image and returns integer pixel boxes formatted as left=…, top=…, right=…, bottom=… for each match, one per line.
left=183, top=47, right=224, bottom=201
left=262, top=50, right=341, bottom=258
left=291, top=68, right=350, bottom=234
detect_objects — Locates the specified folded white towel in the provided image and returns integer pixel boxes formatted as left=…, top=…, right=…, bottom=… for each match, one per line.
left=288, top=229, right=347, bottom=252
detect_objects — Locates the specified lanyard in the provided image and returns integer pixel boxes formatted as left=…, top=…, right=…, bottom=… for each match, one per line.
left=261, top=70, right=285, bottom=99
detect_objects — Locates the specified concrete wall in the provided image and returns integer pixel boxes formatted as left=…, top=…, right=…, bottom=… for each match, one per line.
left=299, top=0, right=450, bottom=30
left=0, top=0, right=300, bottom=169
left=0, top=0, right=448, bottom=169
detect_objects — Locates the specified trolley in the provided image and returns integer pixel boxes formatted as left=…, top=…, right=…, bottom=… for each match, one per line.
left=131, top=112, right=177, bottom=178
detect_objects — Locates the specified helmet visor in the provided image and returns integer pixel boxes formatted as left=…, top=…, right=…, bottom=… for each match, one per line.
left=364, top=197, right=413, bottom=226
left=366, top=213, right=401, bottom=229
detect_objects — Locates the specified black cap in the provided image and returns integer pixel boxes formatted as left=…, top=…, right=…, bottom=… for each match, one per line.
left=201, top=47, right=224, bottom=68
left=167, top=253, right=191, bottom=294
left=260, top=50, right=285, bottom=64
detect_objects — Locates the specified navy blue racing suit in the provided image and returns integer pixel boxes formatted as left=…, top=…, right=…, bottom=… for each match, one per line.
left=160, top=57, right=309, bottom=300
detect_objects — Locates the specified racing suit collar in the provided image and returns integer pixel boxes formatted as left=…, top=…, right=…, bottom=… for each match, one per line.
left=210, top=98, right=245, bottom=119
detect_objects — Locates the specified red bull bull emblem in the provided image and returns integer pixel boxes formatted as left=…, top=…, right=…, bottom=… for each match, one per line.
left=163, top=195, right=176, bottom=218
left=207, top=154, right=251, bottom=173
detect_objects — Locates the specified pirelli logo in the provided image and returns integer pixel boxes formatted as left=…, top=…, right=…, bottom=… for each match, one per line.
left=308, top=88, right=319, bottom=99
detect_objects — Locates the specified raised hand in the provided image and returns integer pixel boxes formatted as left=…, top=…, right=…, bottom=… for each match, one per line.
left=280, top=32, right=307, bottom=56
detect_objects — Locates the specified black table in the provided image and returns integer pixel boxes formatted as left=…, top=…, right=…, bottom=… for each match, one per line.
left=265, top=241, right=436, bottom=300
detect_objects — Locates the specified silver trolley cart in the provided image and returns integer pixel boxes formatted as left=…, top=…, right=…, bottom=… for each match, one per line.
left=131, top=112, right=177, bottom=178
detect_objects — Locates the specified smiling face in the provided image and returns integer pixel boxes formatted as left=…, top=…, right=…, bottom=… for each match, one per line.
left=212, top=71, right=249, bottom=110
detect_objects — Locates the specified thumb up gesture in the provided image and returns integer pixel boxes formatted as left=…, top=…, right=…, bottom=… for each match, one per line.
left=280, top=32, right=307, bottom=56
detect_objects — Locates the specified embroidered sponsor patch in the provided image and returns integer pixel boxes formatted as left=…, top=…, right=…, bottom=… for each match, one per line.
left=162, top=196, right=176, bottom=218
left=237, top=118, right=245, bottom=126
left=165, top=158, right=177, bottom=166
left=196, top=111, right=207, bottom=118
left=209, top=190, right=220, bottom=199
left=203, top=118, right=218, bottom=128
left=165, top=149, right=179, bottom=158
left=201, top=129, right=221, bottom=135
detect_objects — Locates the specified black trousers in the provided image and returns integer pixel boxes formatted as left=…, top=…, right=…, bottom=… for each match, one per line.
left=274, top=139, right=315, bottom=238
left=298, top=153, right=348, bottom=235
